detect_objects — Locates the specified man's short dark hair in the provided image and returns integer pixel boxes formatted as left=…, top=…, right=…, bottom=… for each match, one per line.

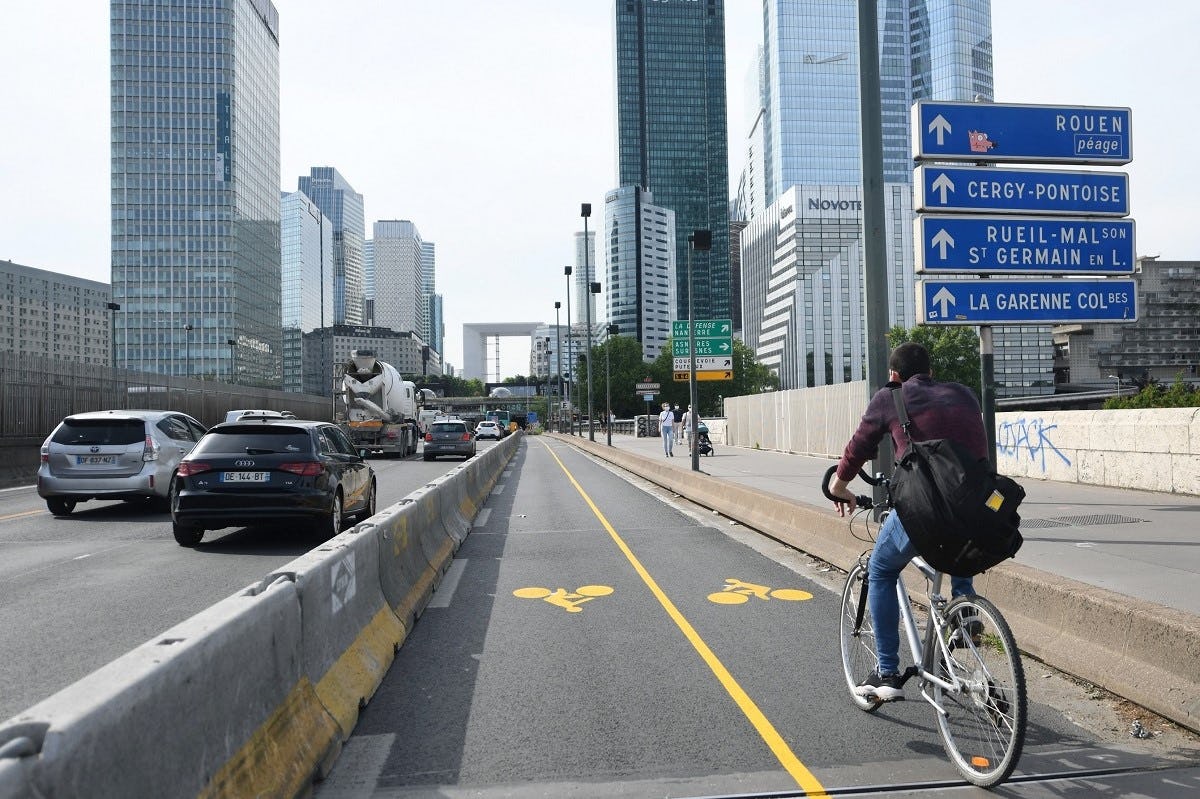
left=889, top=342, right=931, bottom=381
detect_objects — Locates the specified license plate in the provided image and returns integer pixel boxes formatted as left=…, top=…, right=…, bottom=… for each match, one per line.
left=75, top=455, right=116, bottom=465
left=220, top=471, right=270, bottom=483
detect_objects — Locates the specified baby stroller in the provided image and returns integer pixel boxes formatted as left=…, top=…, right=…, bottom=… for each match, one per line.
left=695, top=423, right=714, bottom=456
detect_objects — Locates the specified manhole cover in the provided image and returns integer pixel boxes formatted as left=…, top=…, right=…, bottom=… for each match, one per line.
left=1049, top=514, right=1146, bottom=527
left=1020, top=518, right=1068, bottom=529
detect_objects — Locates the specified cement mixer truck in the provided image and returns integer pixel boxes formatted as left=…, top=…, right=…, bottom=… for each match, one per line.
left=340, top=350, right=420, bottom=458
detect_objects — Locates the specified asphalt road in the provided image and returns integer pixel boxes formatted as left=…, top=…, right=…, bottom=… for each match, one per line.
left=316, top=437, right=1200, bottom=798
left=0, top=441, right=502, bottom=721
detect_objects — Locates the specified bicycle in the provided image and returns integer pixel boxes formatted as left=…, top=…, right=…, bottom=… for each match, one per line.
left=821, top=465, right=1027, bottom=787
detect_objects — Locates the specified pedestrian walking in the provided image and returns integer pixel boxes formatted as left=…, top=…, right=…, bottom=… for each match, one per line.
left=672, top=404, right=684, bottom=444
left=658, top=402, right=675, bottom=457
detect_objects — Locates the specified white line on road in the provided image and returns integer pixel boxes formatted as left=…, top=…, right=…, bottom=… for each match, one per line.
left=473, top=508, right=492, bottom=528
left=491, top=484, right=506, bottom=495
left=426, top=559, right=467, bottom=609
left=73, top=554, right=92, bottom=561
left=313, top=733, right=395, bottom=798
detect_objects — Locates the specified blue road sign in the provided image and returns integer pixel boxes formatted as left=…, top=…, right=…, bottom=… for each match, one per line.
left=914, top=165, right=1129, bottom=217
left=915, top=215, right=1135, bottom=274
left=913, top=101, right=1132, bottom=164
left=918, top=278, right=1137, bottom=325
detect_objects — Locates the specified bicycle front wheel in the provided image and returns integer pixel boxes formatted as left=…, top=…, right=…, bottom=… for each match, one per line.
left=838, top=559, right=882, bottom=712
left=932, top=595, right=1027, bottom=787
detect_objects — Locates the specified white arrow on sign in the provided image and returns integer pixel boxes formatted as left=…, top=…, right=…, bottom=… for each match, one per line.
left=932, top=287, right=956, bottom=317
left=720, top=323, right=730, bottom=333
left=931, top=229, right=955, bottom=259
left=931, top=172, right=955, bottom=204
left=928, top=114, right=952, bottom=146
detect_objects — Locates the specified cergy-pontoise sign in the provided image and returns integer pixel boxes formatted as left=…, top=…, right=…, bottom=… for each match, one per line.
left=914, top=165, right=1129, bottom=217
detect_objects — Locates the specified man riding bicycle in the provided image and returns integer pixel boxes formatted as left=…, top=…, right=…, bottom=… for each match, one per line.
left=828, top=342, right=988, bottom=701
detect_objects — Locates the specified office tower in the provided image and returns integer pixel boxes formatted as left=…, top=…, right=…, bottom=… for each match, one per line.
left=574, top=230, right=598, bottom=327
left=0, top=260, right=113, bottom=365
left=111, top=0, right=281, bottom=385
left=615, top=0, right=730, bottom=322
left=371, top=220, right=426, bottom=337
left=737, top=1, right=1048, bottom=393
left=298, top=167, right=365, bottom=326
left=420, top=240, right=436, bottom=349
left=603, top=186, right=677, bottom=362
left=280, top=191, right=332, bottom=392
left=429, top=293, right=445, bottom=372
left=362, top=238, right=375, bottom=325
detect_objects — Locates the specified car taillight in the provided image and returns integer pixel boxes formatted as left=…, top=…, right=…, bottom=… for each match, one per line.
left=176, top=461, right=211, bottom=477
left=425, top=433, right=432, bottom=442
left=142, top=435, right=160, bottom=462
left=279, top=462, right=324, bottom=477
left=462, top=433, right=471, bottom=441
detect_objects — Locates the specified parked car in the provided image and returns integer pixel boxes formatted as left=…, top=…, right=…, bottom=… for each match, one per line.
left=474, top=420, right=503, bottom=441
left=423, top=420, right=476, bottom=461
left=169, top=419, right=375, bottom=546
left=222, top=409, right=296, bottom=423
left=37, top=409, right=207, bottom=516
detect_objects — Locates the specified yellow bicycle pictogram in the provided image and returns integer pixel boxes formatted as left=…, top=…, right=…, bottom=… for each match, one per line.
left=707, top=578, right=813, bottom=605
left=513, top=585, right=614, bottom=613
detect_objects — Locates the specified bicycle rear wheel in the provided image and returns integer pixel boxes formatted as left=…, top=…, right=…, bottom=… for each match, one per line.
left=932, top=595, right=1027, bottom=787
left=838, top=560, right=883, bottom=712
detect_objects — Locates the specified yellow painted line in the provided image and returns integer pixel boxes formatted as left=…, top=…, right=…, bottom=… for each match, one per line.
left=0, top=509, right=43, bottom=522
left=539, top=440, right=828, bottom=797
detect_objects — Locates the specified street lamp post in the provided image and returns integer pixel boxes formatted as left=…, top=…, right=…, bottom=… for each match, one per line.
left=605, top=324, right=618, bottom=447
left=554, top=301, right=563, bottom=433
left=687, top=230, right=712, bottom=473
left=564, top=266, right=573, bottom=435
left=227, top=338, right=238, bottom=382
left=582, top=202, right=595, bottom=442
left=1108, top=373, right=1121, bottom=396
left=183, top=323, right=194, bottom=377
left=105, top=302, right=121, bottom=369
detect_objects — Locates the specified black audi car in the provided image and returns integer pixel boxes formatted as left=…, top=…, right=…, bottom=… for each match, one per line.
left=170, top=419, right=376, bottom=546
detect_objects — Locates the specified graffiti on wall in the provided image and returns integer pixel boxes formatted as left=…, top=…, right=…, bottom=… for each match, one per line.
left=997, top=417, right=1071, bottom=472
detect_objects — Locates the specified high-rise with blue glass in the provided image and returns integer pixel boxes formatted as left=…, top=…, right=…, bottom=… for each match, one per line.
left=615, top=0, right=730, bottom=322
left=298, top=167, right=366, bottom=327
left=280, top=191, right=332, bottom=393
left=738, top=1, right=1050, bottom=394
left=110, top=0, right=281, bottom=386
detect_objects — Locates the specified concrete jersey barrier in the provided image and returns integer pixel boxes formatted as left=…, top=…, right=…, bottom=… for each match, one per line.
left=0, top=433, right=522, bottom=799
left=555, top=434, right=1200, bottom=734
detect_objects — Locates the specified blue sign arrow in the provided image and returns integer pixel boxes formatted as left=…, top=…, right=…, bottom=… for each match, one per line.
left=915, top=215, right=1135, bottom=274
left=915, top=165, right=1129, bottom=216
left=919, top=279, right=1137, bottom=325
left=913, top=101, right=1131, bottom=164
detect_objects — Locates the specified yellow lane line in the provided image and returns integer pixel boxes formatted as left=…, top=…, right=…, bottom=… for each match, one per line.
left=0, top=510, right=44, bottom=522
left=540, top=440, right=828, bottom=797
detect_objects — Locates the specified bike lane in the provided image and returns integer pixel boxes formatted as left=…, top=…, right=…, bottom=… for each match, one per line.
left=318, top=437, right=1157, bottom=798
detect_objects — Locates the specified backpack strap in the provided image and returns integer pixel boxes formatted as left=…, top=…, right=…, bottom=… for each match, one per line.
left=889, top=384, right=913, bottom=446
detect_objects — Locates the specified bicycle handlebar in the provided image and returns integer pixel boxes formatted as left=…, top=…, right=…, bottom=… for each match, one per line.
left=821, top=464, right=875, bottom=510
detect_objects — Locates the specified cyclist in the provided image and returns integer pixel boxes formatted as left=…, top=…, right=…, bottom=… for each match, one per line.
left=828, top=342, right=988, bottom=701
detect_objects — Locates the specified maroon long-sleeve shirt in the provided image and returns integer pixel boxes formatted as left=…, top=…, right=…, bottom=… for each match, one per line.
left=836, top=375, right=988, bottom=482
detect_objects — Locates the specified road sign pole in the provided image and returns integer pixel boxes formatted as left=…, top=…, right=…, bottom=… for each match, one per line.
left=979, top=325, right=997, bottom=471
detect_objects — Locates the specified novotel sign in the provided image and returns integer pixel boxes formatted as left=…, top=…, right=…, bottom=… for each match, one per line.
left=807, top=198, right=863, bottom=212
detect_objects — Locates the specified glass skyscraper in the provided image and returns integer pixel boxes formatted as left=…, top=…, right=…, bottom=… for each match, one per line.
left=740, top=1, right=1051, bottom=394
left=615, top=0, right=730, bottom=322
left=298, top=167, right=365, bottom=326
left=111, top=0, right=281, bottom=385
left=280, top=191, right=332, bottom=392
left=603, top=186, right=676, bottom=362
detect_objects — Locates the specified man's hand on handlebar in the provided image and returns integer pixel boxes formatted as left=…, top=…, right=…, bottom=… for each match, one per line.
left=829, top=475, right=858, bottom=517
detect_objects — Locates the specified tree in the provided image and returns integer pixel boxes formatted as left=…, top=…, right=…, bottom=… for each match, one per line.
left=1105, top=372, right=1200, bottom=409
left=887, top=325, right=981, bottom=398
left=573, top=334, right=649, bottom=419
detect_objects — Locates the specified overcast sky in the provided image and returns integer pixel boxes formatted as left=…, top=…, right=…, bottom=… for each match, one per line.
left=2, top=1, right=1195, bottom=379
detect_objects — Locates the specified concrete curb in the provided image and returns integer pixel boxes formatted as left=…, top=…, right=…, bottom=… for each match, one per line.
left=555, top=434, right=1200, bottom=734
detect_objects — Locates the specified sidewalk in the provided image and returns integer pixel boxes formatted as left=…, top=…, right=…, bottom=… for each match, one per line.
left=576, top=431, right=1200, bottom=616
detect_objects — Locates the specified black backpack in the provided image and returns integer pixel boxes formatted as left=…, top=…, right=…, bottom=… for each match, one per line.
left=888, top=387, right=1024, bottom=577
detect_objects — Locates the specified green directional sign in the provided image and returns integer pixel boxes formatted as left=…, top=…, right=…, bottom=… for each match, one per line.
left=672, top=318, right=733, bottom=357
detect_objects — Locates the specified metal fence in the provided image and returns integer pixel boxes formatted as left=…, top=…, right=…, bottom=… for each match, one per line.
left=0, top=350, right=333, bottom=440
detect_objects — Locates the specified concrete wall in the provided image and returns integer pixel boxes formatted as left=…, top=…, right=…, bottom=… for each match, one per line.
left=725, top=384, right=1200, bottom=496
left=996, top=408, right=1200, bottom=495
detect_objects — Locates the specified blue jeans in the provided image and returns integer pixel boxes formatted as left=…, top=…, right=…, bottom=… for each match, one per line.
left=661, top=426, right=674, bottom=454
left=868, top=511, right=974, bottom=676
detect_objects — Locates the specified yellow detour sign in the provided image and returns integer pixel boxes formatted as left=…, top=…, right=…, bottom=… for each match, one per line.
left=673, top=370, right=734, bottom=382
